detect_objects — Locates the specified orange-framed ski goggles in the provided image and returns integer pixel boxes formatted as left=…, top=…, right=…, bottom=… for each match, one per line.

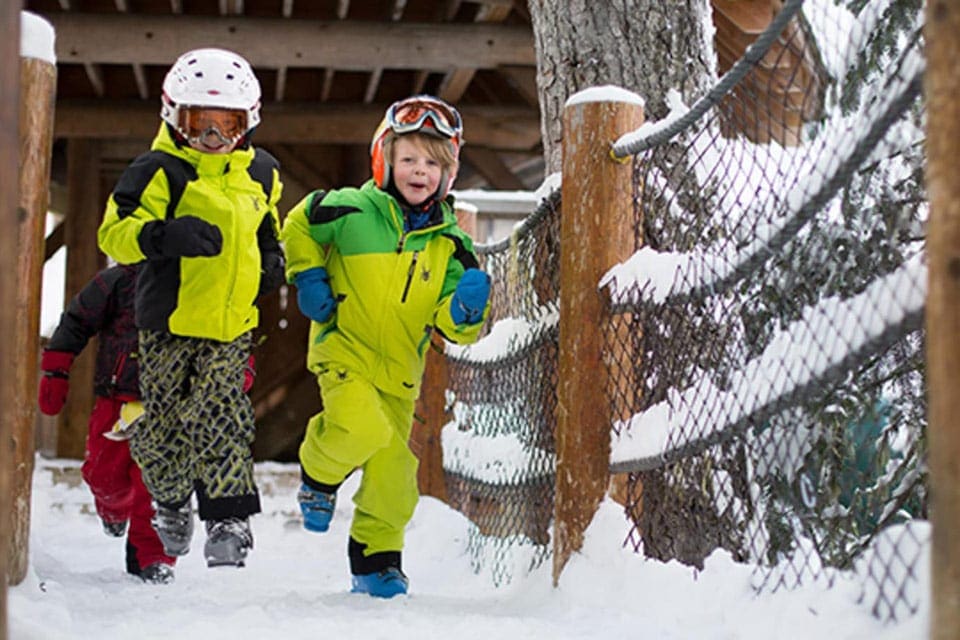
left=177, top=106, right=248, bottom=143
left=385, top=97, right=463, bottom=140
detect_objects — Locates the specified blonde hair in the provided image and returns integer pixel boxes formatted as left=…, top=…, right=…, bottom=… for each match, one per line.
left=384, top=131, right=458, bottom=172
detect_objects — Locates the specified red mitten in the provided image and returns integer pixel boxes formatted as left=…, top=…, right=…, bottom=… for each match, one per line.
left=38, top=350, right=75, bottom=416
left=243, top=354, right=256, bottom=393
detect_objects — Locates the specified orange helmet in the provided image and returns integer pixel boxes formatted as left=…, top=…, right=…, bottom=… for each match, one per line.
left=371, top=95, right=463, bottom=199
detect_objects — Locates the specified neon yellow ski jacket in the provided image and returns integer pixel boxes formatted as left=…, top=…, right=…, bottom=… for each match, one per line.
left=282, top=181, right=489, bottom=400
left=97, top=124, right=283, bottom=342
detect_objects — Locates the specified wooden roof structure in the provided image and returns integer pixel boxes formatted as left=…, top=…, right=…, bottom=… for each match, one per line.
left=27, top=0, right=544, bottom=203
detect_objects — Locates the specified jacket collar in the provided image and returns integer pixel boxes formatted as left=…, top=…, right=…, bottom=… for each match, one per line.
left=150, top=123, right=255, bottom=177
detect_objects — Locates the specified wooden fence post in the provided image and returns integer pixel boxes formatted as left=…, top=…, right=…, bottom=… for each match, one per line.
left=924, top=2, right=960, bottom=638
left=554, top=87, right=644, bottom=584
left=0, top=4, right=21, bottom=636
left=57, top=139, right=104, bottom=459
left=8, top=12, right=56, bottom=587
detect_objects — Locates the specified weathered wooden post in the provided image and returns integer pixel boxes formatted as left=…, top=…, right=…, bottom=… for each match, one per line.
left=412, top=201, right=478, bottom=501
left=8, top=11, right=56, bottom=587
left=554, top=87, right=643, bottom=584
left=57, top=139, right=104, bottom=458
left=0, top=4, right=21, bottom=636
left=924, top=1, right=960, bottom=637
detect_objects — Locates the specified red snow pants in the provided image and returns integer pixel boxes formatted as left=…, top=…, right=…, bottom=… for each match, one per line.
left=82, top=396, right=175, bottom=570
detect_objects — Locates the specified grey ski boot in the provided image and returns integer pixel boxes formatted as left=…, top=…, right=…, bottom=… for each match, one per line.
left=151, top=501, right=194, bottom=556
left=204, top=518, right=253, bottom=568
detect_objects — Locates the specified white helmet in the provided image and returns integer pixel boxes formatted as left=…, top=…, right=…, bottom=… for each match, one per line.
left=160, top=48, right=261, bottom=136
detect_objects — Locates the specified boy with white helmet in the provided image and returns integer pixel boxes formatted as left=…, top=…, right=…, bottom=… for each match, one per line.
left=97, top=48, right=284, bottom=569
left=281, top=95, right=491, bottom=597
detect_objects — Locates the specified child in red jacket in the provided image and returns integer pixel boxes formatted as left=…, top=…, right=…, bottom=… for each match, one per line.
left=38, top=263, right=177, bottom=583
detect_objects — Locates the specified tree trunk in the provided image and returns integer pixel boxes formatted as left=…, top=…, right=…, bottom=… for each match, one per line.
left=528, top=0, right=716, bottom=172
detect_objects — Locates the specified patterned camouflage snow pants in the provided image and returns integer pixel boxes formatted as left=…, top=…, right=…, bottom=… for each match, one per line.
left=131, top=330, right=261, bottom=521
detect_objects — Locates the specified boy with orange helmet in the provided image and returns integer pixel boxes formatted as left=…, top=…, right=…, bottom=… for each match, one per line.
left=281, top=95, right=491, bottom=597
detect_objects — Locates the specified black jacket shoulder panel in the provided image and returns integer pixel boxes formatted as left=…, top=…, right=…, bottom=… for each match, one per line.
left=307, top=192, right=365, bottom=226
left=248, top=148, right=279, bottom=199
left=113, top=150, right=197, bottom=221
left=441, top=232, right=479, bottom=271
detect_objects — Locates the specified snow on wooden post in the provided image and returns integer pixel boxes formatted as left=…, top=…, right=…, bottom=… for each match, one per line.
left=554, top=87, right=643, bottom=585
left=0, top=4, right=20, bottom=632
left=8, top=12, right=57, bottom=587
left=412, top=201, right=478, bottom=502
left=924, top=2, right=960, bottom=637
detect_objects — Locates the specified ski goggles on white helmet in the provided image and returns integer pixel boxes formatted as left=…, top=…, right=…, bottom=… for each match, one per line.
left=385, top=96, right=463, bottom=141
left=177, top=106, right=248, bottom=145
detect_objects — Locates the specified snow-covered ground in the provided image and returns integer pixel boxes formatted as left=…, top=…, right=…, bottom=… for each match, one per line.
left=8, top=457, right=925, bottom=640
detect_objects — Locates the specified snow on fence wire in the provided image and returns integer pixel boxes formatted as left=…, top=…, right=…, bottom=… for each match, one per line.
left=604, top=0, right=928, bottom=624
left=438, top=0, right=929, bottom=623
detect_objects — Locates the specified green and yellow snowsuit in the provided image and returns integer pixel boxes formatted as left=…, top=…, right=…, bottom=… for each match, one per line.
left=282, top=180, right=488, bottom=563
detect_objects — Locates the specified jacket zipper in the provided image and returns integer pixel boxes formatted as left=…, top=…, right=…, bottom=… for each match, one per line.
left=401, top=251, right=419, bottom=303
left=109, top=352, right=127, bottom=392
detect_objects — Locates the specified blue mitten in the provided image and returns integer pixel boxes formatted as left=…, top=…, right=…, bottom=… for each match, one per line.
left=295, top=267, right=336, bottom=323
left=450, top=268, right=490, bottom=325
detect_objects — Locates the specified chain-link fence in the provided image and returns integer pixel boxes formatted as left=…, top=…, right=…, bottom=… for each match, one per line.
left=441, top=0, right=929, bottom=623
left=442, top=192, right=560, bottom=586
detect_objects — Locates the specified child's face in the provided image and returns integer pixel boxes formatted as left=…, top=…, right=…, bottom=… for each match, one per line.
left=391, top=137, right=443, bottom=206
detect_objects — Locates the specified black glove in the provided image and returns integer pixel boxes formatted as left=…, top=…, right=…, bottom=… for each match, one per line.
left=257, top=251, right=286, bottom=298
left=139, top=216, right=223, bottom=259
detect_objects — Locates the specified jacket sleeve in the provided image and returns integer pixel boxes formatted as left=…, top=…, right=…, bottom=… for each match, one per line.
left=46, top=267, right=121, bottom=354
left=257, top=164, right=285, bottom=297
left=98, top=153, right=172, bottom=265
left=280, top=190, right=331, bottom=282
left=433, top=227, right=490, bottom=345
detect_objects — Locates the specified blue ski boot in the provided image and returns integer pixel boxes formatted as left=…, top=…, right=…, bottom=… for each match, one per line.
left=351, top=567, right=409, bottom=598
left=297, top=483, right=336, bottom=532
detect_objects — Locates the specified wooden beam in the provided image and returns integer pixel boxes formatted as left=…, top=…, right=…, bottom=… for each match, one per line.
left=460, top=146, right=525, bottom=190
left=45, top=14, right=535, bottom=71
left=275, top=67, right=287, bottom=102
left=499, top=64, right=540, bottom=108
left=54, top=101, right=543, bottom=150
left=269, top=145, right=337, bottom=192
left=364, top=68, right=382, bottom=104
left=320, top=69, right=335, bottom=101
left=82, top=62, right=104, bottom=97
left=437, top=2, right=511, bottom=103
left=44, top=221, right=64, bottom=262
left=438, top=69, right=476, bottom=103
